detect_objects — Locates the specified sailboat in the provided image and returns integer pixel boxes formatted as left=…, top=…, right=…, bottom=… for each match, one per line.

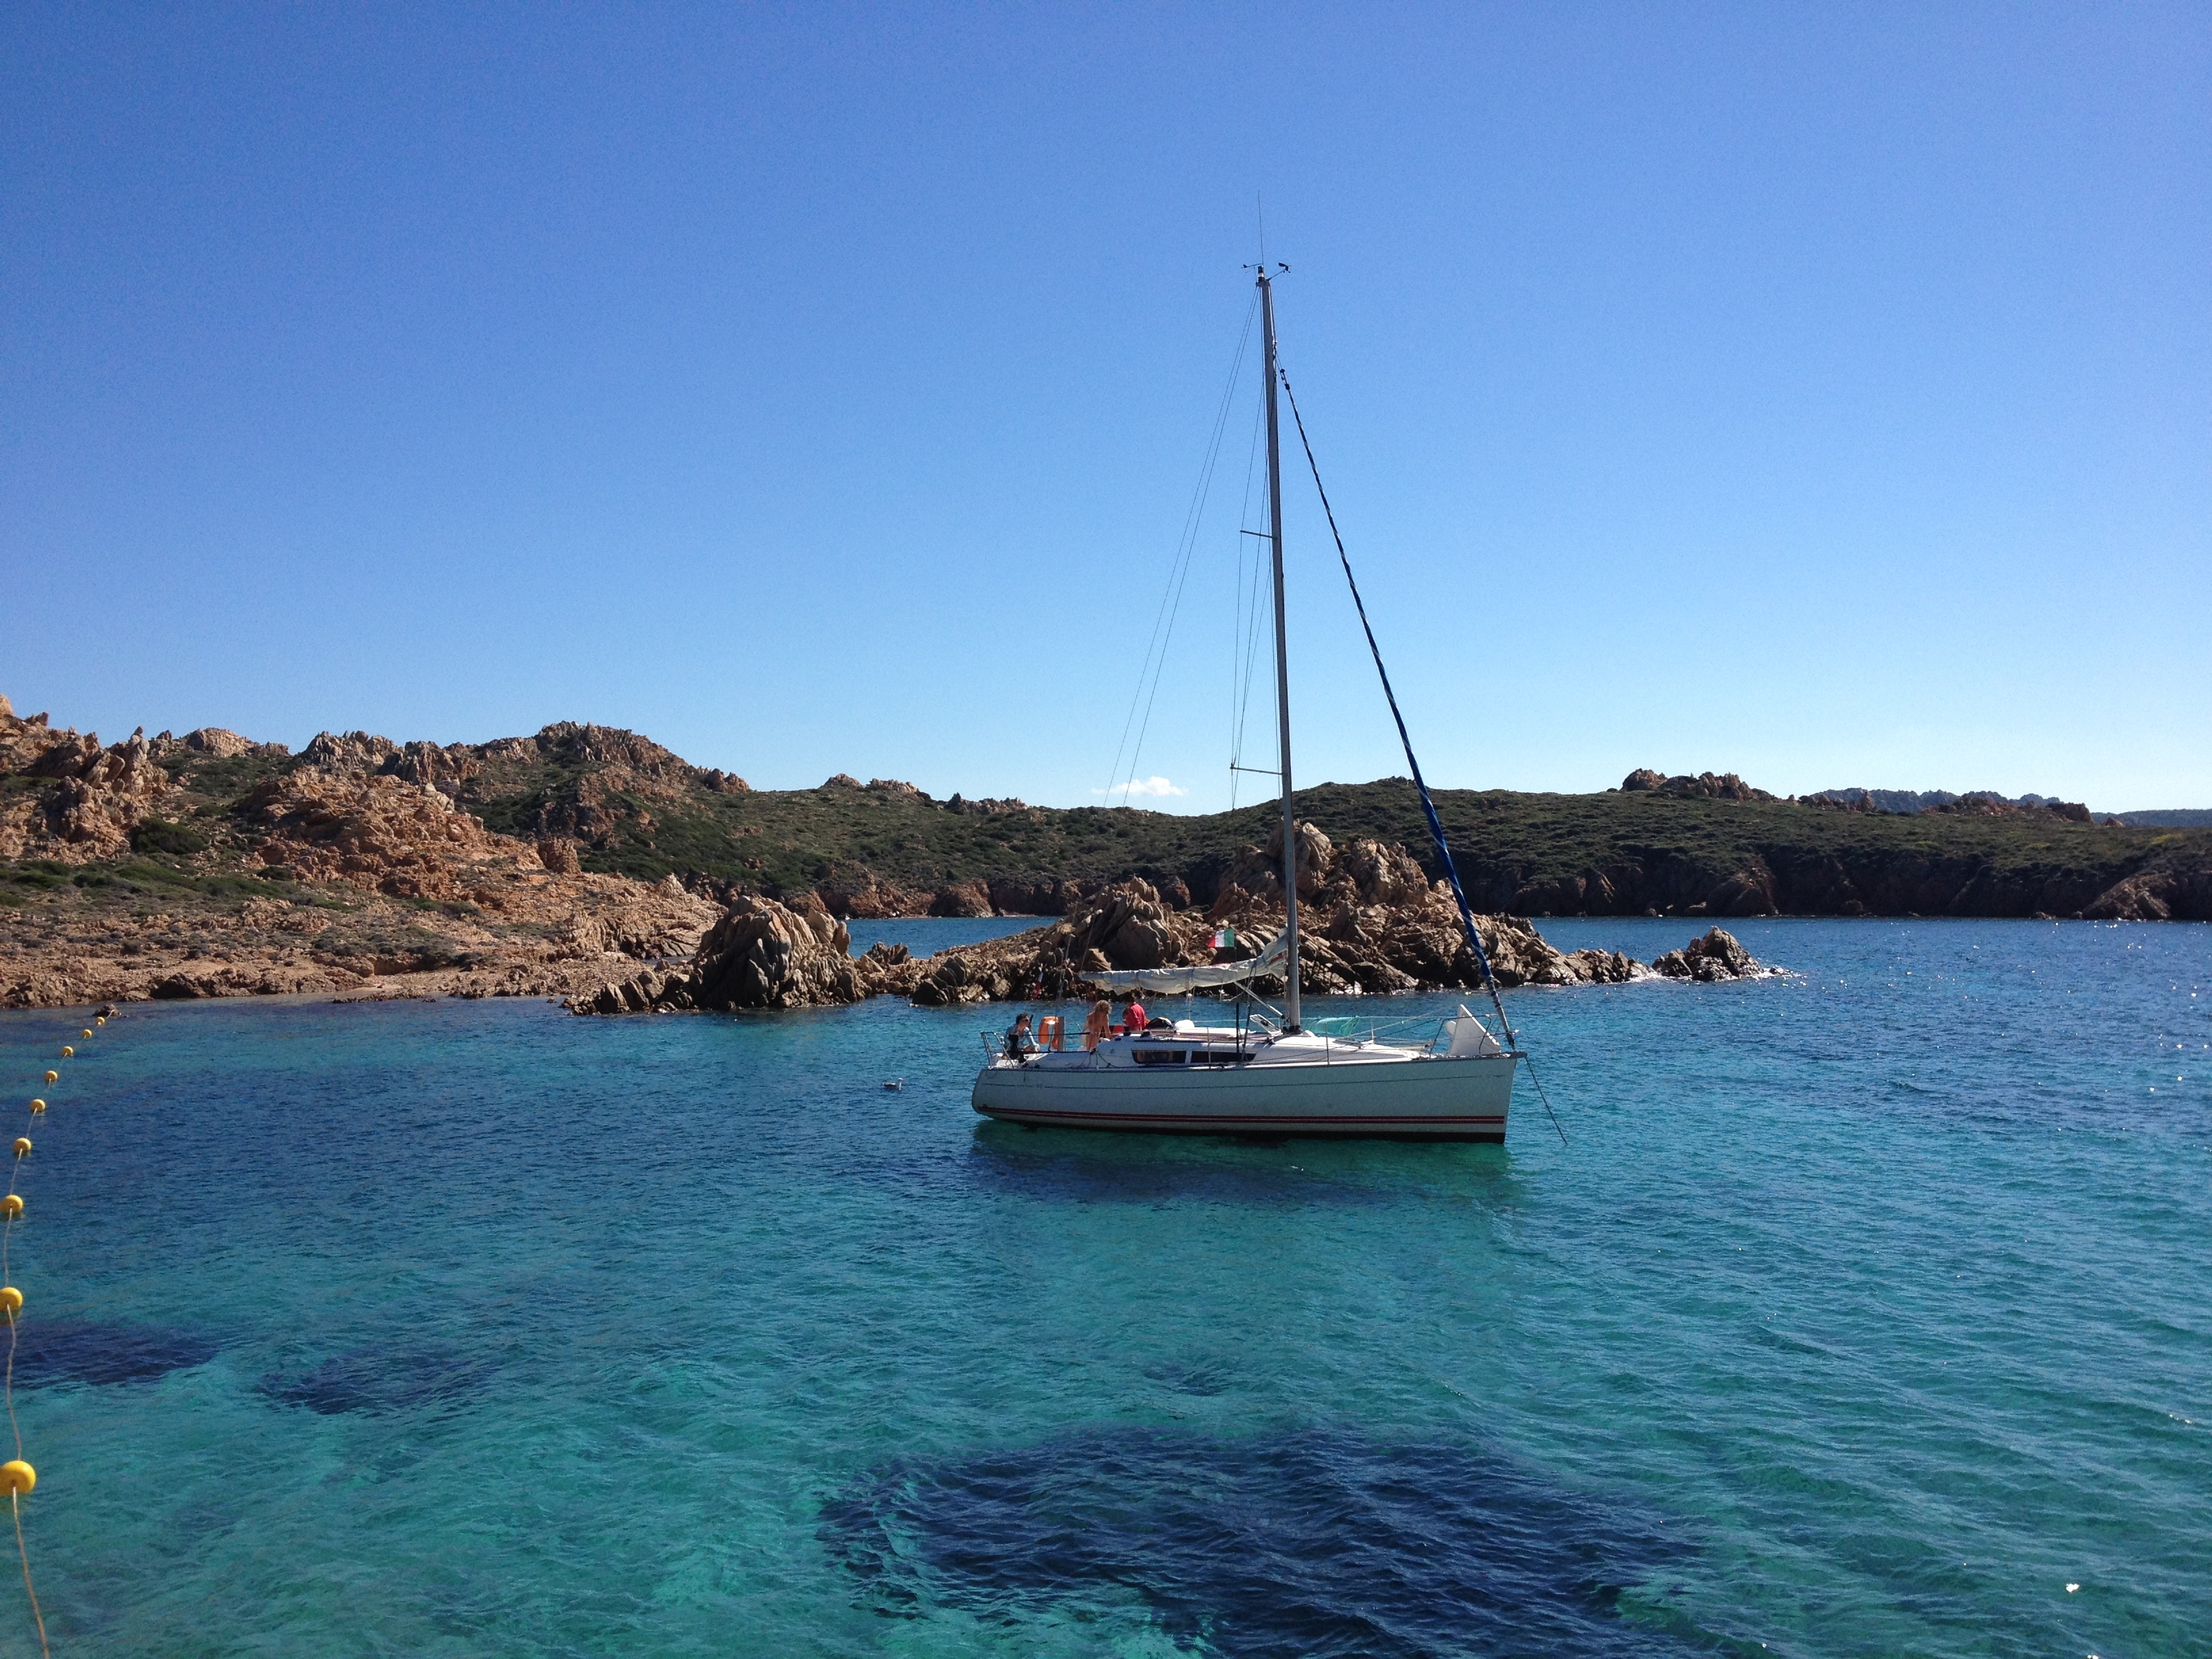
left=971, top=268, right=1523, bottom=1142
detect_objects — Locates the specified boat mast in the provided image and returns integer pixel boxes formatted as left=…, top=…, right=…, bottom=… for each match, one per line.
left=1258, top=267, right=1301, bottom=1033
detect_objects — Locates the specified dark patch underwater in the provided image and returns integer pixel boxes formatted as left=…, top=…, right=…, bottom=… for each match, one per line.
left=8, top=1319, right=220, bottom=1389
left=820, top=1425, right=1725, bottom=1658
left=255, top=1340, right=499, bottom=1416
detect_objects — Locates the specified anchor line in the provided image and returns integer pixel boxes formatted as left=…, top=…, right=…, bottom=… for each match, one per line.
left=1520, top=1051, right=1572, bottom=1151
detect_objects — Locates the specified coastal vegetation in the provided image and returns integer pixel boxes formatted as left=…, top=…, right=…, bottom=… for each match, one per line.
left=3, top=692, right=2207, bottom=1009
left=5, top=698, right=2209, bottom=923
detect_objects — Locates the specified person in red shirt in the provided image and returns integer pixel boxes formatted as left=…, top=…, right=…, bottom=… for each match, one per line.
left=1121, top=998, right=1148, bottom=1035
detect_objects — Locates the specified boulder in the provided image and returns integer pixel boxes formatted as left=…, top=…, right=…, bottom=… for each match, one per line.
left=535, top=837, right=583, bottom=874
left=1226, top=819, right=1334, bottom=900
left=944, top=794, right=1029, bottom=817
left=1339, top=838, right=1429, bottom=907
left=300, top=731, right=401, bottom=771
left=1563, top=948, right=1645, bottom=984
left=1650, top=928, right=1772, bottom=981
left=686, top=894, right=862, bottom=1010
left=183, top=727, right=253, bottom=758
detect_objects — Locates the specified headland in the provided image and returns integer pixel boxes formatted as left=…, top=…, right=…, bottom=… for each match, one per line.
left=3, top=693, right=2204, bottom=1010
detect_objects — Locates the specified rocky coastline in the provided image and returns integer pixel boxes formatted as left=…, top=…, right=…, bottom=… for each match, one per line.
left=1, top=695, right=717, bottom=1008
left=4, top=690, right=2202, bottom=1012
left=565, top=825, right=1779, bottom=1016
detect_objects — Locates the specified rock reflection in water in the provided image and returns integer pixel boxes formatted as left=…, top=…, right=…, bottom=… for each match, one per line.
left=963, top=1127, right=1406, bottom=1210
left=821, top=1425, right=1711, bottom=1658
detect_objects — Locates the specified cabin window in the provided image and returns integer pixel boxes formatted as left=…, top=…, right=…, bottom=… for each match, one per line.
left=1132, top=1048, right=1189, bottom=1067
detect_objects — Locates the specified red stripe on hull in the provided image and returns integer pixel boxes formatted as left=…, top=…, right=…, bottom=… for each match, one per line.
left=974, top=1103, right=1507, bottom=1142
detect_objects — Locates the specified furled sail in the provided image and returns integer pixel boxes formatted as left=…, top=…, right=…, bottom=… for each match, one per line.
left=1086, top=928, right=1290, bottom=994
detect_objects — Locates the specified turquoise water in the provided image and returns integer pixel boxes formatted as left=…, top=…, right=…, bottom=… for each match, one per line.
left=1, top=919, right=2206, bottom=1656
left=846, top=916, right=1042, bottom=958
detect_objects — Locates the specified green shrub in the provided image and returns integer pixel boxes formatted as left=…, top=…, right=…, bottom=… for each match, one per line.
left=130, top=817, right=209, bottom=857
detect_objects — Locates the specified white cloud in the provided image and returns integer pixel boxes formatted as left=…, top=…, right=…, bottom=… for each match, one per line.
left=1093, top=775, right=1187, bottom=799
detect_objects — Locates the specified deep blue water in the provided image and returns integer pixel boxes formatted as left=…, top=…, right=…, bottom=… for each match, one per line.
left=0, top=918, right=2206, bottom=1656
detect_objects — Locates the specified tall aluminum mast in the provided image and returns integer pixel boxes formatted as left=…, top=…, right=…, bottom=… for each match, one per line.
left=1258, top=267, right=1301, bottom=1032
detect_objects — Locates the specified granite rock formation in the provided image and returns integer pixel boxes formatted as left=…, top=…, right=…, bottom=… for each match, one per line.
left=566, top=893, right=929, bottom=1014
left=573, top=829, right=1780, bottom=1015
left=1, top=697, right=720, bottom=1009
left=1651, top=928, right=1773, bottom=982
left=0, top=698, right=178, bottom=863
left=1620, top=769, right=1777, bottom=802
left=243, top=765, right=531, bottom=900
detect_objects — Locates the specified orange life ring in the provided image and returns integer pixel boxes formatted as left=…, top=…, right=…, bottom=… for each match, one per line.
left=1037, top=1015, right=1065, bottom=1051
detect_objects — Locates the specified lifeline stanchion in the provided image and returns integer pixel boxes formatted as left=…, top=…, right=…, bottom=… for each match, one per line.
left=1, top=1010, right=104, bottom=1659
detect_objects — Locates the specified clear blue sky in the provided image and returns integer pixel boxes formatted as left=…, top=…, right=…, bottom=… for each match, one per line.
left=5, top=3, right=2206, bottom=812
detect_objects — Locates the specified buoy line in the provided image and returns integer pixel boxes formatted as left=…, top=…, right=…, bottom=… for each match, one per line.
left=2, top=1009, right=106, bottom=1659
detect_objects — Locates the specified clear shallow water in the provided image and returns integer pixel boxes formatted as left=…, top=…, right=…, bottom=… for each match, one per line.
left=1, top=919, right=2206, bottom=1657
left=846, top=916, right=1042, bottom=959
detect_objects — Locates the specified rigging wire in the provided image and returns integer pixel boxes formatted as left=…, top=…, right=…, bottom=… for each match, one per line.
left=1227, top=396, right=1269, bottom=812
left=1274, top=365, right=1565, bottom=1147
left=1101, top=293, right=1258, bottom=809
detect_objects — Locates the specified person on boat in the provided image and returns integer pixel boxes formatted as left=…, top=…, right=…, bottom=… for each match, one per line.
left=1082, top=999, right=1111, bottom=1051
left=1120, top=998, right=1148, bottom=1036
left=1004, top=1012, right=1037, bottom=1059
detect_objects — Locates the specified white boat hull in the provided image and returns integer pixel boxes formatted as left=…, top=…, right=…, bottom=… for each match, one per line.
left=972, top=1048, right=1515, bottom=1141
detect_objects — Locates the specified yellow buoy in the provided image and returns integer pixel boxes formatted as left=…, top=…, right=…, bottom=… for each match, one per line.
left=11, top=1139, right=27, bottom=1160
left=96, top=1016, right=106, bottom=1026
left=60, top=1046, right=73, bottom=1058
left=0, top=1461, right=34, bottom=1495
left=1, top=1196, right=22, bottom=1220
left=43, top=1071, right=57, bottom=1084
left=0, top=1289, right=20, bottom=1315
left=81, top=1029, right=92, bottom=1038
left=28, top=1101, right=45, bottom=1115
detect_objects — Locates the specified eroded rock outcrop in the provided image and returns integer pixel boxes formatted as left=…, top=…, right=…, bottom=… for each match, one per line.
left=1619, top=769, right=1778, bottom=802
left=1927, top=796, right=2094, bottom=824
left=575, top=827, right=1781, bottom=1015
left=244, top=766, right=529, bottom=899
left=0, top=701, right=178, bottom=863
left=2081, top=861, right=2212, bottom=922
left=1650, top=928, right=1780, bottom=982
left=567, top=892, right=913, bottom=1013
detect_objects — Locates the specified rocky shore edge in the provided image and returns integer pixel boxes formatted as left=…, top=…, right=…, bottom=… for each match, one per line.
left=567, top=827, right=1780, bottom=1016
